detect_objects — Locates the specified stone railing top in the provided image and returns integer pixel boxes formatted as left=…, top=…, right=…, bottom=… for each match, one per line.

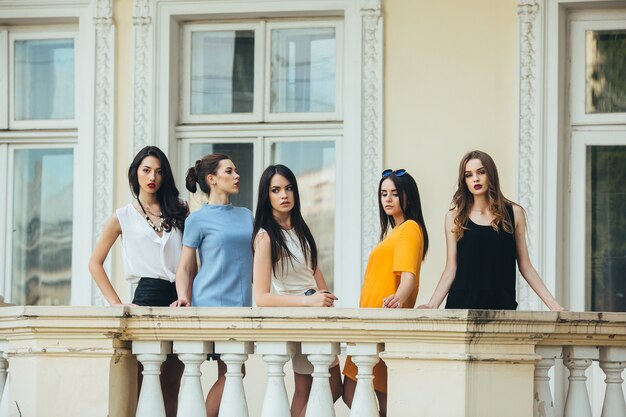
left=0, top=307, right=624, bottom=347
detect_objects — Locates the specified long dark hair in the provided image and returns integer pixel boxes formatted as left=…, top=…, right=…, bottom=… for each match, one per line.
left=378, top=171, right=429, bottom=260
left=252, top=164, right=318, bottom=276
left=452, top=150, right=514, bottom=239
left=128, top=146, right=188, bottom=231
left=185, top=153, right=230, bottom=195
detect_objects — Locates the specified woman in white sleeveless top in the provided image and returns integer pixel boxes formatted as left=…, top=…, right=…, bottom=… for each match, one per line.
left=89, top=146, right=189, bottom=417
left=252, top=164, right=341, bottom=417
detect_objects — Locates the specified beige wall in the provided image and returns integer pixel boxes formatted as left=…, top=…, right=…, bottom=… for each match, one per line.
left=111, top=0, right=134, bottom=300
left=383, top=0, right=518, bottom=305
left=103, top=0, right=519, bottom=306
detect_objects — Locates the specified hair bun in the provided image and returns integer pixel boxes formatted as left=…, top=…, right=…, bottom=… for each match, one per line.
left=185, top=164, right=199, bottom=193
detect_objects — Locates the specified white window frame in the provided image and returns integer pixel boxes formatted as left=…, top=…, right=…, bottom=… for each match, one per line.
left=0, top=0, right=113, bottom=306
left=3, top=141, right=77, bottom=303
left=569, top=129, right=626, bottom=312
left=570, top=17, right=626, bottom=125
left=263, top=19, right=344, bottom=122
left=181, top=22, right=264, bottom=124
left=0, top=29, right=7, bottom=130
left=8, top=28, right=78, bottom=130
left=137, top=0, right=383, bottom=307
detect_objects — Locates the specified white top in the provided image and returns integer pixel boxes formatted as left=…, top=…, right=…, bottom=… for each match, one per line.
left=116, top=204, right=183, bottom=284
left=259, top=228, right=316, bottom=296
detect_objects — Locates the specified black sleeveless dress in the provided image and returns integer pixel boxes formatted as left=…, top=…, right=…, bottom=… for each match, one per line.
left=445, top=205, right=518, bottom=310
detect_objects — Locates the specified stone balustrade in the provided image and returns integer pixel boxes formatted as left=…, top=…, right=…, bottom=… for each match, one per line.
left=0, top=307, right=624, bottom=417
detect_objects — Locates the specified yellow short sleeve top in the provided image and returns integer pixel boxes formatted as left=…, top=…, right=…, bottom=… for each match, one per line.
left=359, top=220, right=424, bottom=308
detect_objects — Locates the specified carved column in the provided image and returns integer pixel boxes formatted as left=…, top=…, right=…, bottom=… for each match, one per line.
left=347, top=343, right=381, bottom=417
left=92, top=0, right=116, bottom=306
left=132, top=0, right=153, bottom=153
left=133, top=341, right=171, bottom=417
left=256, top=341, right=295, bottom=417
left=517, top=0, right=544, bottom=310
left=360, top=0, right=384, bottom=269
left=302, top=342, right=340, bottom=417
left=599, top=347, right=626, bottom=417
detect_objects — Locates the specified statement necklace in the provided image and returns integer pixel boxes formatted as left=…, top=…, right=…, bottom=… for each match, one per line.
left=137, top=199, right=164, bottom=233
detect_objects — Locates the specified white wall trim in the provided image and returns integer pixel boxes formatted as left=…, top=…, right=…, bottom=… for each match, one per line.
left=516, top=0, right=545, bottom=310
left=360, top=0, right=384, bottom=271
left=91, top=0, right=115, bottom=306
left=131, top=0, right=153, bottom=154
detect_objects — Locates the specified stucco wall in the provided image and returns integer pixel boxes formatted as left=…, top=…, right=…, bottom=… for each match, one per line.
left=383, top=0, right=518, bottom=305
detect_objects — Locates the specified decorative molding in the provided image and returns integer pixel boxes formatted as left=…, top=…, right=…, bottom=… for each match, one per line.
left=360, top=0, right=383, bottom=269
left=131, top=0, right=153, bottom=153
left=92, top=0, right=115, bottom=306
left=517, top=0, right=543, bottom=310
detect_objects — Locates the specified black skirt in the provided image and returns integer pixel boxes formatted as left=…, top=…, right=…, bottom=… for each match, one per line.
left=132, top=278, right=178, bottom=307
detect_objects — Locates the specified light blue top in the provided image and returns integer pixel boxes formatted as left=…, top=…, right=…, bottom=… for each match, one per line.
left=183, top=203, right=253, bottom=307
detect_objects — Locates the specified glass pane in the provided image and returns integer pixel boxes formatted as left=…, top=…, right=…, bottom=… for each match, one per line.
left=190, top=31, right=255, bottom=114
left=270, top=27, right=336, bottom=113
left=585, top=30, right=626, bottom=114
left=14, top=38, right=75, bottom=120
left=271, top=141, right=335, bottom=291
left=587, top=146, right=626, bottom=311
left=12, top=148, right=73, bottom=305
left=188, top=143, right=254, bottom=210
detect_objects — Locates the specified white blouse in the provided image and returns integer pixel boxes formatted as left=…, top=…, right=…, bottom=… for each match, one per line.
left=116, top=204, right=183, bottom=283
left=259, top=228, right=317, bottom=296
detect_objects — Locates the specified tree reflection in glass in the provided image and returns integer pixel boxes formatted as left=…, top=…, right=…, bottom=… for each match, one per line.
left=585, top=30, right=626, bottom=114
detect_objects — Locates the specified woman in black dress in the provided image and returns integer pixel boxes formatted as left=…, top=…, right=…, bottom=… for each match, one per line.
left=418, top=150, right=564, bottom=311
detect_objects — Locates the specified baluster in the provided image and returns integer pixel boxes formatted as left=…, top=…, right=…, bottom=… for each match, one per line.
left=173, top=341, right=212, bottom=417
left=133, top=341, right=170, bottom=417
left=563, top=346, right=598, bottom=417
left=534, top=346, right=561, bottom=417
left=348, top=343, right=382, bottom=417
left=302, top=342, right=340, bottom=417
left=215, top=341, right=254, bottom=417
left=256, top=341, right=295, bottom=417
left=599, top=347, right=626, bottom=417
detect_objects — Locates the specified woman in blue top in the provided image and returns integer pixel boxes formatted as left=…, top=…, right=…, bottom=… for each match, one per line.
left=172, top=152, right=253, bottom=417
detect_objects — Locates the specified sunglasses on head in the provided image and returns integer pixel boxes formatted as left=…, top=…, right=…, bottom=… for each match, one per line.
left=381, top=169, right=407, bottom=178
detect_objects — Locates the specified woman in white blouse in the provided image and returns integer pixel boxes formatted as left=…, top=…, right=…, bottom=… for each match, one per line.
left=89, top=146, right=190, bottom=417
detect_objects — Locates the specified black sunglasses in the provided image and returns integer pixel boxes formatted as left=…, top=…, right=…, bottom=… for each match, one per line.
left=381, top=168, right=407, bottom=178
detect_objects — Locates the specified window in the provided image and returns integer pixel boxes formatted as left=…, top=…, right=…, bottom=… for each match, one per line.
left=178, top=18, right=343, bottom=290
left=0, top=26, right=77, bottom=305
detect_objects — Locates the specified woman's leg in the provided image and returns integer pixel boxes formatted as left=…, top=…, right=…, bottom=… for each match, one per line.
left=329, top=364, right=343, bottom=402
left=376, top=390, right=387, bottom=417
left=205, top=359, right=227, bottom=417
left=205, top=359, right=246, bottom=417
left=342, top=375, right=356, bottom=408
left=292, top=372, right=312, bottom=417
left=161, top=354, right=184, bottom=417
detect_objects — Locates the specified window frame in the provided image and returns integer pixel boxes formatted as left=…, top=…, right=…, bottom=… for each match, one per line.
left=3, top=140, right=77, bottom=303
left=569, top=17, right=626, bottom=125
left=263, top=19, right=344, bottom=122
left=0, top=0, right=111, bottom=306
left=180, top=22, right=264, bottom=124
left=0, top=29, right=7, bottom=130
left=8, top=28, right=78, bottom=130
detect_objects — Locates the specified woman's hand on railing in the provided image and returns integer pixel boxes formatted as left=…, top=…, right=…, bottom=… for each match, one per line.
left=170, top=299, right=191, bottom=307
left=382, top=294, right=402, bottom=308
left=305, top=291, right=337, bottom=307
left=415, top=303, right=436, bottom=309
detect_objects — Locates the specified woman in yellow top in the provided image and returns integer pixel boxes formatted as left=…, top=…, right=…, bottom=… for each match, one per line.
left=342, top=168, right=429, bottom=417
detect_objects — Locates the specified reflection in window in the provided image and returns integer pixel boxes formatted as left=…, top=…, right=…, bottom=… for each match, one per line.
left=190, top=31, right=255, bottom=115
left=272, top=141, right=335, bottom=290
left=271, top=28, right=336, bottom=113
left=188, top=143, right=254, bottom=210
left=585, top=30, right=626, bottom=114
left=14, top=38, right=75, bottom=120
left=12, top=148, right=73, bottom=305
left=587, top=146, right=626, bottom=312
